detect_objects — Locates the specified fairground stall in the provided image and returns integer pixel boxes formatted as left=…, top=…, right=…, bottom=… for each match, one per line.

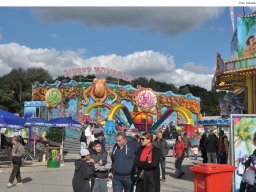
left=197, top=116, right=231, bottom=138
left=213, top=13, right=256, bottom=114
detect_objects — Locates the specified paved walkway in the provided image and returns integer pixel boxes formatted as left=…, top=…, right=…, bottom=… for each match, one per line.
left=0, top=156, right=199, bottom=192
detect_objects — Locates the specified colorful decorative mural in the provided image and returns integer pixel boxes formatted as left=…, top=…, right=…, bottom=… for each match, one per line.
left=231, top=115, right=256, bottom=192
left=26, top=79, right=201, bottom=133
left=237, top=15, right=256, bottom=57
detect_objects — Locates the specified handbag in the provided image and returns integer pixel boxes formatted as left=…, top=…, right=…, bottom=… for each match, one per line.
left=133, top=147, right=152, bottom=182
left=133, top=169, right=145, bottom=181
left=12, top=156, right=22, bottom=165
left=11, top=147, right=23, bottom=165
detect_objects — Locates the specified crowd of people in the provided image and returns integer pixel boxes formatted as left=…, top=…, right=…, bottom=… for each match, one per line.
left=2, top=121, right=255, bottom=192
left=199, top=129, right=229, bottom=164
left=73, top=122, right=196, bottom=192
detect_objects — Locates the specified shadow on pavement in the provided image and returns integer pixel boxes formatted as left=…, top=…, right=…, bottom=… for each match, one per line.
left=22, top=177, right=33, bottom=183
left=63, top=159, right=76, bottom=163
left=166, top=164, right=195, bottom=182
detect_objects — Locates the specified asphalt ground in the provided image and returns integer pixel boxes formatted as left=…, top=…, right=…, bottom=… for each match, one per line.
left=0, top=154, right=198, bottom=192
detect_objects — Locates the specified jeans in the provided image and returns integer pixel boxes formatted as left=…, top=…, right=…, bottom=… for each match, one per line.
left=217, top=151, right=227, bottom=164
left=207, top=152, right=217, bottom=163
left=160, top=156, right=166, bottom=179
left=113, top=174, right=132, bottom=192
left=194, top=154, right=198, bottom=160
left=92, top=178, right=108, bottom=192
left=9, top=164, right=21, bottom=183
left=175, top=155, right=185, bottom=176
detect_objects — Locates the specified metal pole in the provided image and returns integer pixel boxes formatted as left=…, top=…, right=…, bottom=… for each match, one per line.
left=33, top=128, right=36, bottom=159
left=31, top=84, right=33, bottom=101
left=146, top=113, right=148, bottom=132
left=61, top=128, right=65, bottom=166
left=230, top=115, right=234, bottom=192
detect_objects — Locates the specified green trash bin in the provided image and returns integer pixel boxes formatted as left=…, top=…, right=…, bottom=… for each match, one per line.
left=47, top=148, right=60, bottom=168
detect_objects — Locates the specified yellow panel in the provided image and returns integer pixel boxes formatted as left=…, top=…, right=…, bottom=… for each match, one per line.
left=173, top=107, right=193, bottom=124
left=85, top=102, right=104, bottom=115
left=246, top=75, right=253, bottom=113
left=108, top=104, right=124, bottom=120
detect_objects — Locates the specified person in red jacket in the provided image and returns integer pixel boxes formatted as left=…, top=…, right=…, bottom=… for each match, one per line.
left=173, top=134, right=185, bottom=178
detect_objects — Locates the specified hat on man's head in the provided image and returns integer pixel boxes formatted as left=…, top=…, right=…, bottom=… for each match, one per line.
left=80, top=148, right=90, bottom=157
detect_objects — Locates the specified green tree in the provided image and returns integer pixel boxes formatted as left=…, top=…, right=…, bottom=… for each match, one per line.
left=131, top=77, right=149, bottom=88
left=25, top=67, right=53, bottom=84
left=177, top=84, right=225, bottom=116
left=0, top=67, right=53, bottom=113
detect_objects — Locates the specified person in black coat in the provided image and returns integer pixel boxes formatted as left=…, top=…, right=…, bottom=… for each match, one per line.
left=204, top=130, right=218, bottom=163
left=72, top=148, right=94, bottom=192
left=199, top=133, right=207, bottom=163
left=134, top=132, right=161, bottom=192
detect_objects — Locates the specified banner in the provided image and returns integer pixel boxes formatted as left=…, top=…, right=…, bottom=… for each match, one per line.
left=230, top=7, right=235, bottom=32
left=231, top=114, right=256, bottom=192
left=237, top=15, right=256, bottom=57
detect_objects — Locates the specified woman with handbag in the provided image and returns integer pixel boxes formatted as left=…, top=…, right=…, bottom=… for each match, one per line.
left=7, top=136, right=25, bottom=188
left=173, top=134, right=185, bottom=178
left=134, top=132, right=161, bottom=192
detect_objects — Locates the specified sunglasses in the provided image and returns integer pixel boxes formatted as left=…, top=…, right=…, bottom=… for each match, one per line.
left=140, top=137, right=146, bottom=141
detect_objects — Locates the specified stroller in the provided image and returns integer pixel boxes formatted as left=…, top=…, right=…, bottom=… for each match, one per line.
left=237, top=155, right=256, bottom=192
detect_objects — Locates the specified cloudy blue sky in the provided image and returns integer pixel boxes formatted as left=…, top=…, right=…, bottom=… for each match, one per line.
left=0, top=7, right=252, bottom=89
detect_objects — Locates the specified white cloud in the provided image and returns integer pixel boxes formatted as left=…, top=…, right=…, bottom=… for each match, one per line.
left=0, top=32, right=3, bottom=40
left=31, top=7, right=224, bottom=36
left=182, top=62, right=211, bottom=73
left=0, top=43, right=213, bottom=90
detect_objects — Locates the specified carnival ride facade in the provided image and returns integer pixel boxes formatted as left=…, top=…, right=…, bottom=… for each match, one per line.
left=213, top=13, right=256, bottom=114
left=25, top=78, right=201, bottom=140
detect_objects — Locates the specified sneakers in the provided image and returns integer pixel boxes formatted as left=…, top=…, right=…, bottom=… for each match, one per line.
left=160, top=179, right=166, bottom=183
left=16, top=182, right=23, bottom=186
left=7, top=183, right=13, bottom=188
left=7, top=182, right=22, bottom=188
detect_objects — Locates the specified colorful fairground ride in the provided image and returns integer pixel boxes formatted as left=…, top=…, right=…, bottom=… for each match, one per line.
left=25, top=76, right=201, bottom=143
left=213, top=12, right=256, bottom=115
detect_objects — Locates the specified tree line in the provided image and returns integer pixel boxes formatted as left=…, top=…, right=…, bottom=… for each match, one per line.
left=0, top=67, right=225, bottom=116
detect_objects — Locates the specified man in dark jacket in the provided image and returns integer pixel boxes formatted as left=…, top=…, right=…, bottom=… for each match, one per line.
left=111, top=132, right=139, bottom=192
left=204, top=130, right=218, bottom=163
left=154, top=132, right=169, bottom=182
left=72, top=149, right=94, bottom=192
left=168, top=122, right=176, bottom=135
left=162, top=125, right=171, bottom=140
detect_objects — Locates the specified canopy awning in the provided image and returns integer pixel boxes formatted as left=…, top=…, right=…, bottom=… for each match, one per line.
left=197, top=119, right=230, bottom=126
